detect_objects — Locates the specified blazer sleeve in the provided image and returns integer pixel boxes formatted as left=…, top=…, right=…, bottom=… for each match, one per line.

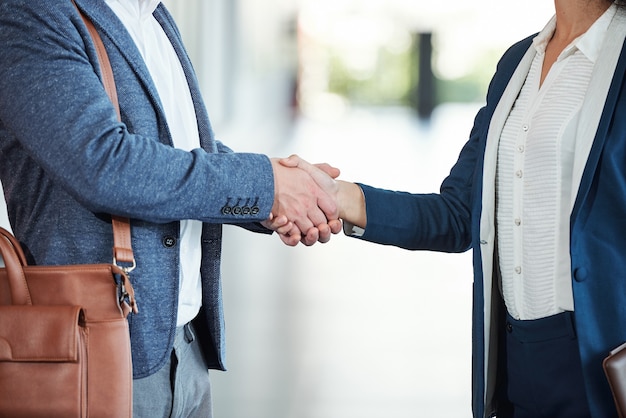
left=356, top=106, right=487, bottom=252
left=0, top=0, right=274, bottom=225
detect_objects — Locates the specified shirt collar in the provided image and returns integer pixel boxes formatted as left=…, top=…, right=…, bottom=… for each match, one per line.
left=105, top=0, right=161, bottom=21
left=532, top=4, right=616, bottom=63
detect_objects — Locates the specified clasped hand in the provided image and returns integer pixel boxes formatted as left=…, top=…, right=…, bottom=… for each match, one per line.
left=262, top=155, right=342, bottom=246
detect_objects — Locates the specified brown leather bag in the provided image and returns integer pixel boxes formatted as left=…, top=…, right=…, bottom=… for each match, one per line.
left=0, top=2, right=137, bottom=416
left=604, top=342, right=626, bottom=418
left=0, top=225, right=137, bottom=417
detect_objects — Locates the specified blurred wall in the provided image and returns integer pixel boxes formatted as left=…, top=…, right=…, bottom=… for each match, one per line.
left=162, top=0, right=300, bottom=153
left=0, top=185, right=8, bottom=233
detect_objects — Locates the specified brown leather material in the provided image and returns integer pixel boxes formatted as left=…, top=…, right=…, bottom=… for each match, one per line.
left=0, top=305, right=84, bottom=361
left=604, top=342, right=626, bottom=418
left=0, top=306, right=88, bottom=418
left=0, top=234, right=30, bottom=306
left=112, top=215, right=135, bottom=266
left=0, top=229, right=27, bottom=265
left=0, top=227, right=135, bottom=417
left=73, top=0, right=120, bottom=120
left=71, top=0, right=134, bottom=267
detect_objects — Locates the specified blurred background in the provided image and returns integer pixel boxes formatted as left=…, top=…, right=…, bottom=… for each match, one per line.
left=0, top=1, right=554, bottom=417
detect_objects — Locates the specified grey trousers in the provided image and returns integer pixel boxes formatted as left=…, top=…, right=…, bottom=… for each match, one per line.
left=133, top=323, right=213, bottom=418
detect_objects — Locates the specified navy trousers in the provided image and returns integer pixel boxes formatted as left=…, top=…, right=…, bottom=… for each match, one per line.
left=498, top=311, right=592, bottom=418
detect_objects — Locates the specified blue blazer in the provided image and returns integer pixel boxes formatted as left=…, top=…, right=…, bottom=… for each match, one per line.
left=0, top=0, right=275, bottom=377
left=356, top=24, right=626, bottom=418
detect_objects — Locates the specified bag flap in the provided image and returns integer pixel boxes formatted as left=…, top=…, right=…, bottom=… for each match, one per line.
left=0, top=305, right=84, bottom=362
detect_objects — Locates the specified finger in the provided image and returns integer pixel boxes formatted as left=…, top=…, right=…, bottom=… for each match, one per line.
left=260, top=213, right=274, bottom=230
left=282, top=155, right=338, bottom=189
left=294, top=157, right=331, bottom=184
left=274, top=221, right=295, bottom=235
left=328, top=219, right=343, bottom=234
left=301, top=227, right=320, bottom=246
left=279, top=154, right=300, bottom=168
left=314, top=163, right=340, bottom=179
left=304, top=206, right=329, bottom=231
left=315, top=194, right=339, bottom=223
left=278, top=232, right=301, bottom=247
left=317, top=223, right=331, bottom=243
left=269, top=214, right=290, bottom=228
left=261, top=214, right=291, bottom=232
left=286, top=224, right=302, bottom=239
left=293, top=216, right=316, bottom=236
left=292, top=161, right=340, bottom=221
left=279, top=223, right=302, bottom=246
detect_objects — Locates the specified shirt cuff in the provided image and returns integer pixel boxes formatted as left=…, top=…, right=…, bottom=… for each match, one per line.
left=343, top=221, right=365, bottom=237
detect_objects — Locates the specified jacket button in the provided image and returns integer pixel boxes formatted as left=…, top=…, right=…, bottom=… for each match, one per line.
left=162, top=236, right=177, bottom=248
left=574, top=267, right=588, bottom=282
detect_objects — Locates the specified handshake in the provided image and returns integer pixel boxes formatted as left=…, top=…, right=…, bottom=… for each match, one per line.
left=262, top=154, right=364, bottom=247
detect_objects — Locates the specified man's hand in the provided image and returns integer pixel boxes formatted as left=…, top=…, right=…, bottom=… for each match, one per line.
left=266, top=155, right=342, bottom=246
left=263, top=213, right=343, bottom=246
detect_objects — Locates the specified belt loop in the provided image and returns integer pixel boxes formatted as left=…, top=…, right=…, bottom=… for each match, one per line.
left=565, top=311, right=577, bottom=338
left=183, top=322, right=195, bottom=343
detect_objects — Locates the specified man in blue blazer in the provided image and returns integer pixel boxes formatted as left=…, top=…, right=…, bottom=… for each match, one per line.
left=0, top=0, right=339, bottom=416
left=285, top=1, right=626, bottom=416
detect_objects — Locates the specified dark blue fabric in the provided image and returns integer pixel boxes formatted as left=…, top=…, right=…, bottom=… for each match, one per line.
left=502, top=312, right=591, bottom=418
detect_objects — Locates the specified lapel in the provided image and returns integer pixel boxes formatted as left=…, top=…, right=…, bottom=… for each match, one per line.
left=73, top=0, right=165, bottom=124
left=571, top=10, right=626, bottom=216
left=72, top=0, right=216, bottom=151
left=479, top=43, right=536, bottom=272
left=153, top=7, right=216, bottom=151
left=476, top=44, right=535, bottom=410
left=475, top=38, right=535, bottom=238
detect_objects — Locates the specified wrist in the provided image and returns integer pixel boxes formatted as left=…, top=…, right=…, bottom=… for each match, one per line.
left=337, top=180, right=366, bottom=228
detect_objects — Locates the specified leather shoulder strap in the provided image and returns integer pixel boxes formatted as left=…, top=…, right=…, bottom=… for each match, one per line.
left=71, top=0, right=134, bottom=269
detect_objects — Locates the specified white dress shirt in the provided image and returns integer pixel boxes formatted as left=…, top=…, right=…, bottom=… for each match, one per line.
left=105, top=0, right=203, bottom=326
left=497, top=6, right=616, bottom=320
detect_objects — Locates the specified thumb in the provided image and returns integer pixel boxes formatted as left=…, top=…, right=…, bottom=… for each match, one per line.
left=279, top=154, right=301, bottom=168
left=314, top=162, right=340, bottom=179
left=280, top=154, right=340, bottom=186
left=292, top=157, right=337, bottom=191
